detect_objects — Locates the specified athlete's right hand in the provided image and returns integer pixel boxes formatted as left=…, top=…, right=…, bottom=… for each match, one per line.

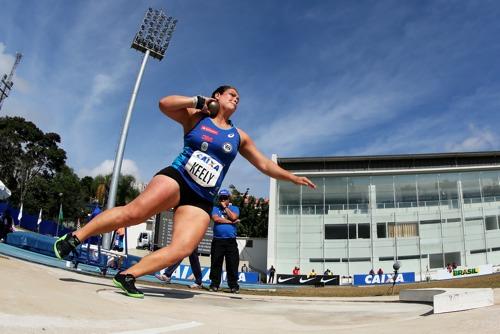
left=292, top=176, right=316, bottom=189
left=198, top=97, right=217, bottom=115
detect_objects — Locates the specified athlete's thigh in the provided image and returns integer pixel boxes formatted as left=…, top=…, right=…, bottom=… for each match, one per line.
left=126, top=175, right=181, bottom=219
left=171, top=205, right=210, bottom=251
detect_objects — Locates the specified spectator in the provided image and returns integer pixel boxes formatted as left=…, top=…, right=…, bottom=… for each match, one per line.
left=308, top=269, right=316, bottom=278
left=209, top=189, right=241, bottom=294
left=369, top=268, right=375, bottom=275
left=425, top=266, right=431, bottom=282
left=0, top=211, right=13, bottom=241
left=324, top=268, right=333, bottom=276
left=89, top=203, right=102, bottom=221
left=156, top=247, right=203, bottom=289
left=112, top=227, right=125, bottom=252
left=241, top=263, right=249, bottom=272
left=292, top=266, right=300, bottom=275
left=452, top=262, right=457, bottom=270
left=377, top=268, right=384, bottom=275
left=268, top=265, right=276, bottom=284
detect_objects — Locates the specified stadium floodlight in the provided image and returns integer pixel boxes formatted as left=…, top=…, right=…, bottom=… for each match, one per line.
left=131, top=7, right=178, bottom=60
left=102, top=8, right=177, bottom=250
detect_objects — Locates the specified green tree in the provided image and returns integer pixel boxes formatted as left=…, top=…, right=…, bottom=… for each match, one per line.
left=86, top=173, right=139, bottom=207
left=116, top=174, right=140, bottom=206
left=22, top=166, right=85, bottom=227
left=229, top=187, right=269, bottom=238
left=0, top=116, right=66, bottom=206
left=79, top=176, right=95, bottom=204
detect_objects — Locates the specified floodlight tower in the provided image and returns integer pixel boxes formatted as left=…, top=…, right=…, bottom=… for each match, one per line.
left=0, top=52, right=22, bottom=111
left=102, top=8, right=178, bottom=250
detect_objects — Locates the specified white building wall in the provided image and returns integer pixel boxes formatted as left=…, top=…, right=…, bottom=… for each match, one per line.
left=269, top=163, right=500, bottom=279
left=237, top=237, right=267, bottom=273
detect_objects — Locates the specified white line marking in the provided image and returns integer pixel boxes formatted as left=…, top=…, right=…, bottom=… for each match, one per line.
left=111, top=321, right=203, bottom=334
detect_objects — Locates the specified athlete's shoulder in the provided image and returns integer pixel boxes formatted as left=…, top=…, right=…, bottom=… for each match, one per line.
left=236, top=128, right=249, bottom=140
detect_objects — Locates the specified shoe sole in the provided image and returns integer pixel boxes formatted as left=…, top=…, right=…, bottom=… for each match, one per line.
left=53, top=235, right=67, bottom=260
left=112, top=278, right=144, bottom=299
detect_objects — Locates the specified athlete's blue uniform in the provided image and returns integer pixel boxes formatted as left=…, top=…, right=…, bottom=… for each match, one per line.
left=171, top=116, right=240, bottom=202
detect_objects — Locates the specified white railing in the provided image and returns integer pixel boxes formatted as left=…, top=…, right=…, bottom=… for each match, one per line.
left=278, top=196, right=500, bottom=215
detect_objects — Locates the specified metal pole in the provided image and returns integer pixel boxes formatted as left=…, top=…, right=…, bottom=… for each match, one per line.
left=102, top=50, right=150, bottom=250
left=457, top=180, right=467, bottom=266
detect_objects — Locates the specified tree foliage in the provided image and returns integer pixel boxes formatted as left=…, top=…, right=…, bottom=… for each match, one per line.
left=229, top=186, right=269, bottom=238
left=0, top=116, right=66, bottom=204
left=0, top=116, right=141, bottom=224
left=23, top=166, right=86, bottom=221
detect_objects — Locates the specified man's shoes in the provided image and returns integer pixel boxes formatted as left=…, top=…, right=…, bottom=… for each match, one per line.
left=189, top=283, right=202, bottom=289
left=112, top=272, right=144, bottom=298
left=230, top=287, right=240, bottom=294
left=154, top=274, right=171, bottom=283
left=208, top=285, right=218, bottom=292
left=54, top=233, right=81, bottom=259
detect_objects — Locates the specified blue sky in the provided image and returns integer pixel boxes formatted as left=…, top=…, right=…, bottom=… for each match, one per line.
left=1, top=0, right=500, bottom=197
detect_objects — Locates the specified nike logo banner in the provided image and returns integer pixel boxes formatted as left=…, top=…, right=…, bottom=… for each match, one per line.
left=276, top=274, right=340, bottom=286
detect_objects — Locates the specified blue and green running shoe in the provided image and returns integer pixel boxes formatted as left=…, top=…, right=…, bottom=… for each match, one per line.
left=113, top=272, right=144, bottom=298
left=54, top=233, right=81, bottom=259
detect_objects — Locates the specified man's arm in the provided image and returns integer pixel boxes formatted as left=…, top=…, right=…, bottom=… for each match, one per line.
left=211, top=214, right=234, bottom=224
left=221, top=204, right=239, bottom=222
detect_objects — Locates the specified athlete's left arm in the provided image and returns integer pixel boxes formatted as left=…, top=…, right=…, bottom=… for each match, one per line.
left=237, top=129, right=316, bottom=189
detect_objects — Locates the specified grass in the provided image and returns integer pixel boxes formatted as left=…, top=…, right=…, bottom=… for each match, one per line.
left=241, top=273, right=500, bottom=297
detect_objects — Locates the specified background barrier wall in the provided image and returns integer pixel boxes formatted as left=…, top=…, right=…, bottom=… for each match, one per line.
left=430, top=264, right=493, bottom=280
left=353, top=272, right=416, bottom=285
left=169, top=263, right=260, bottom=284
left=275, top=274, right=340, bottom=285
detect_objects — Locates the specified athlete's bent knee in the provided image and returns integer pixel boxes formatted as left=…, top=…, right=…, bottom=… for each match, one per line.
left=119, top=205, right=148, bottom=226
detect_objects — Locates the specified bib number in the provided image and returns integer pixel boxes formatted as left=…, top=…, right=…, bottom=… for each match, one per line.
left=185, top=151, right=222, bottom=187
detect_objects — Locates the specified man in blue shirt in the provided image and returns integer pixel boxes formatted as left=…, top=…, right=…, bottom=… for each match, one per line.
left=209, top=189, right=240, bottom=293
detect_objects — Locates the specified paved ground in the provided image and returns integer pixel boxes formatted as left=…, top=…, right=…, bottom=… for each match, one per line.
left=1, top=255, right=499, bottom=334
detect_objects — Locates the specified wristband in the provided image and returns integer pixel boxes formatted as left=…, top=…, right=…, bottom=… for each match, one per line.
left=195, top=95, right=206, bottom=110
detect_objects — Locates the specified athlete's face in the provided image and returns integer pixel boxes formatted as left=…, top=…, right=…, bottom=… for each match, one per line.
left=216, top=88, right=239, bottom=112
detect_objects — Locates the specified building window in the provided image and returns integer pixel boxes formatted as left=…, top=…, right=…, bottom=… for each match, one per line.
left=358, top=224, right=370, bottom=239
left=485, top=216, right=498, bottom=230
left=377, top=223, right=387, bottom=238
left=325, top=224, right=348, bottom=239
left=388, top=222, right=419, bottom=237
left=420, top=219, right=440, bottom=225
left=429, top=253, right=444, bottom=269
left=325, top=224, right=357, bottom=239
left=380, top=254, right=427, bottom=261
left=246, top=240, right=253, bottom=248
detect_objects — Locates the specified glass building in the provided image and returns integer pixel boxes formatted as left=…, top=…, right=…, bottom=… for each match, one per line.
left=267, top=152, right=500, bottom=279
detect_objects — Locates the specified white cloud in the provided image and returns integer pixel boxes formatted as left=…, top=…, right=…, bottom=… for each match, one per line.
left=252, top=77, right=429, bottom=158
left=0, top=42, right=14, bottom=74
left=446, top=126, right=497, bottom=152
left=78, top=159, right=142, bottom=181
left=78, top=73, right=117, bottom=122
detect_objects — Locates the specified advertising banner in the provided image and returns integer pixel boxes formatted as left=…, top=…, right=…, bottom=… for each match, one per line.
left=430, top=264, right=493, bottom=280
left=275, top=274, right=340, bottom=286
left=169, top=264, right=260, bottom=284
left=353, top=272, right=415, bottom=286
